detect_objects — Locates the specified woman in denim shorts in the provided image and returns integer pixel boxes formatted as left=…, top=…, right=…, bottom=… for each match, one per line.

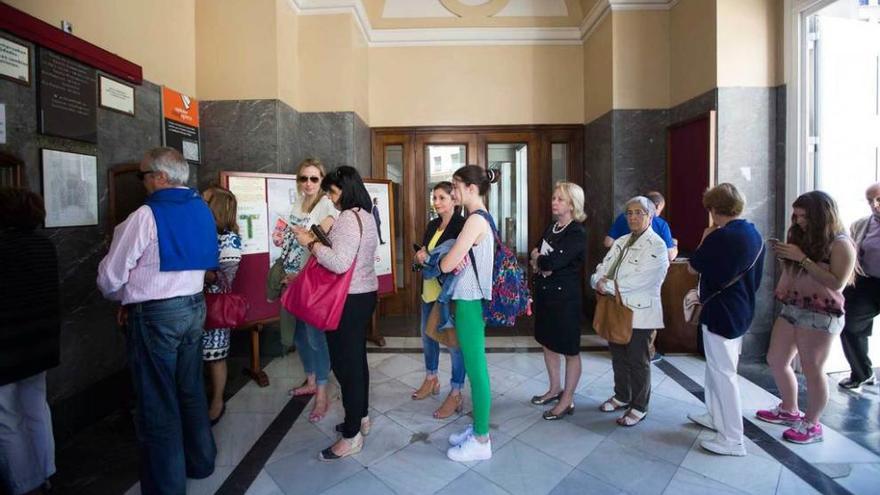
left=756, top=191, right=856, bottom=444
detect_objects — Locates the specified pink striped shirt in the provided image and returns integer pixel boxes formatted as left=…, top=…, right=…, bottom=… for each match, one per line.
left=97, top=205, right=205, bottom=305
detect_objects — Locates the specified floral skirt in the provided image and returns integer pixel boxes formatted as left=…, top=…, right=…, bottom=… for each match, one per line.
left=203, top=328, right=231, bottom=361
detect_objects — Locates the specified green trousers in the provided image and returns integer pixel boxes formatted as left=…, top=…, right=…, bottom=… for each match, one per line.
left=455, top=300, right=491, bottom=436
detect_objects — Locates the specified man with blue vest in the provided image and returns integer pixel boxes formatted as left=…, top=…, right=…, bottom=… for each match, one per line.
left=97, top=147, right=218, bottom=495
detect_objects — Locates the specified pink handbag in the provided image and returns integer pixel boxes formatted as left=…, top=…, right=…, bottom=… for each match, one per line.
left=281, top=211, right=363, bottom=331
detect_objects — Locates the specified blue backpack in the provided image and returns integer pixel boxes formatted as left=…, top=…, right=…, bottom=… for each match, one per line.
left=467, top=210, right=532, bottom=327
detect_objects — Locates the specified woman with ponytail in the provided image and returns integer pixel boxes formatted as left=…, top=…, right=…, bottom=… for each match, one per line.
left=439, top=165, right=499, bottom=462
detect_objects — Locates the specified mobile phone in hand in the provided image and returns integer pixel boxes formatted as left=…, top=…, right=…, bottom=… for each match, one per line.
left=412, top=243, right=422, bottom=252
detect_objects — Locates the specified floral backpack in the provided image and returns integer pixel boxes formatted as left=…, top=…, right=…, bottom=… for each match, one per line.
left=468, top=210, right=532, bottom=327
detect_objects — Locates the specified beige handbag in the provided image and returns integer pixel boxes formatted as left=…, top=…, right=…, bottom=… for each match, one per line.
left=593, top=280, right=633, bottom=345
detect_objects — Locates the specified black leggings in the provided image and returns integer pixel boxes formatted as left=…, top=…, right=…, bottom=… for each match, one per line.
left=324, top=291, right=377, bottom=438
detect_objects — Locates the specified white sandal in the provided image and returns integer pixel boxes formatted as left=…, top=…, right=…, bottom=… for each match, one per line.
left=616, top=408, right=647, bottom=427
left=599, top=396, right=629, bottom=413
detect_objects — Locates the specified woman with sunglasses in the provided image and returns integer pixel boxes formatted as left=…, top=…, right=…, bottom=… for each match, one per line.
left=272, top=158, right=338, bottom=422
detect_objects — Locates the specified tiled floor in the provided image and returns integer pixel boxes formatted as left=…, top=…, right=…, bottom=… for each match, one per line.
left=115, top=336, right=879, bottom=495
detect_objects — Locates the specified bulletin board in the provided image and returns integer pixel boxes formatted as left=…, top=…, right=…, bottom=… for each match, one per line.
left=220, top=172, right=397, bottom=326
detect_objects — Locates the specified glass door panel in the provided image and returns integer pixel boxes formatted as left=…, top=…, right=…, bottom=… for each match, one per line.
left=486, top=143, right=528, bottom=256
left=425, top=144, right=466, bottom=222
left=551, top=143, right=568, bottom=185
left=385, top=144, right=405, bottom=288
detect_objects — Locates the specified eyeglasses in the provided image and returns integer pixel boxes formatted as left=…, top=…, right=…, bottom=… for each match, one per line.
left=136, top=170, right=155, bottom=181
left=297, top=176, right=321, bottom=184
left=625, top=210, right=647, bottom=217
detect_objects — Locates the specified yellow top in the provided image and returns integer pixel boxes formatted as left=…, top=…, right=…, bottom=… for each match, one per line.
left=421, top=228, right=445, bottom=303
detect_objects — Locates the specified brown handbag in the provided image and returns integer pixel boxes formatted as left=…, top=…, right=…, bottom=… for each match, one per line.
left=424, top=302, right=459, bottom=349
left=593, top=280, right=633, bottom=345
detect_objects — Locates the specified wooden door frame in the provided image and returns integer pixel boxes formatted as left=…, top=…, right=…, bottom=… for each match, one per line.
left=371, top=124, right=584, bottom=317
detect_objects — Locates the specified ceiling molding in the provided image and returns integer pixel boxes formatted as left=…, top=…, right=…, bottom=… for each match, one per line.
left=580, top=0, right=677, bottom=41
left=289, top=0, right=676, bottom=46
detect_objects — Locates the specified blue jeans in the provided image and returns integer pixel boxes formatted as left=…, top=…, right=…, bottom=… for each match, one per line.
left=126, top=294, right=216, bottom=495
left=294, top=319, right=331, bottom=385
left=420, top=301, right=466, bottom=390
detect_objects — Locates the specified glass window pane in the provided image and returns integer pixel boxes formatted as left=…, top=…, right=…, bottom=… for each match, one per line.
left=426, top=144, right=466, bottom=222
left=487, top=143, right=528, bottom=256
left=385, top=145, right=404, bottom=288
left=551, top=143, right=568, bottom=185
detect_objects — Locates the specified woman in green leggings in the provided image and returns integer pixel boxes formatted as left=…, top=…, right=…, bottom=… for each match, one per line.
left=440, top=165, right=499, bottom=462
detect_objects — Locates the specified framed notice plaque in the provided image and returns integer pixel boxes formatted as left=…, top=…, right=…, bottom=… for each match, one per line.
left=37, top=48, right=98, bottom=143
left=99, top=75, right=135, bottom=116
left=41, top=149, right=98, bottom=228
left=0, top=36, right=30, bottom=85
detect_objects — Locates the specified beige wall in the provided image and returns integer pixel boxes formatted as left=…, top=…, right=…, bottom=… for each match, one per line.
left=583, top=15, right=613, bottom=123
left=669, top=0, right=717, bottom=107
left=276, top=0, right=299, bottom=108
left=369, top=44, right=583, bottom=127
left=612, top=10, right=670, bottom=110
left=6, top=0, right=197, bottom=95
left=195, top=0, right=278, bottom=102
left=297, top=14, right=370, bottom=122
left=716, top=0, right=783, bottom=88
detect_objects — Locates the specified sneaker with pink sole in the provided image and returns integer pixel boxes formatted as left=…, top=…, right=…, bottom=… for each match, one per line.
left=783, top=421, right=823, bottom=444
left=755, top=406, right=804, bottom=425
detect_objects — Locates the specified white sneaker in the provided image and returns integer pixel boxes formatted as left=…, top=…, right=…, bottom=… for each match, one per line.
left=447, top=434, right=492, bottom=462
left=687, top=411, right=716, bottom=431
left=700, top=435, right=746, bottom=457
left=448, top=424, right=474, bottom=446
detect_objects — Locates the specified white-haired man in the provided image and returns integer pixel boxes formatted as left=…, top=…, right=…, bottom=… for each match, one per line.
left=97, top=147, right=218, bottom=495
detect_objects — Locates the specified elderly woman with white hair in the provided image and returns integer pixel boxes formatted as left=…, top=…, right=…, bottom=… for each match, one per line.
left=529, top=182, right=588, bottom=420
left=590, top=196, right=670, bottom=427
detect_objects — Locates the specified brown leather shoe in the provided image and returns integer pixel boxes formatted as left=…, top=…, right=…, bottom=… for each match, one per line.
left=434, top=392, right=463, bottom=419
left=411, top=377, right=440, bottom=400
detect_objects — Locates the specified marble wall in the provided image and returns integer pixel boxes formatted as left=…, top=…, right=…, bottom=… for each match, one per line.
left=716, top=86, right=782, bottom=359
left=583, top=86, right=786, bottom=360
left=0, top=34, right=185, bottom=440
left=200, top=99, right=371, bottom=189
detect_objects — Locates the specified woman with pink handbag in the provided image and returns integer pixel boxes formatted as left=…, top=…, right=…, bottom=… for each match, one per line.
left=290, top=166, right=378, bottom=461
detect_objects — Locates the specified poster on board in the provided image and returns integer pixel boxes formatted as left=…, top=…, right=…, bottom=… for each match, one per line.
left=38, top=49, right=97, bottom=143
left=228, top=176, right=268, bottom=254
left=267, top=177, right=298, bottom=267
left=41, top=149, right=98, bottom=228
left=364, top=179, right=396, bottom=296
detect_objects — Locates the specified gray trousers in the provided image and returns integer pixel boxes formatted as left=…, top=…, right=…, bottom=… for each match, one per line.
left=609, top=328, right=654, bottom=412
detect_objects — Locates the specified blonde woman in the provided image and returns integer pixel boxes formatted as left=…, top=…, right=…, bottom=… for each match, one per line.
left=272, top=158, right=338, bottom=422
left=529, top=182, right=588, bottom=420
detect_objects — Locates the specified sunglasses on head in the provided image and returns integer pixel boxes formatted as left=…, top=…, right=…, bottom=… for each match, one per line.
left=297, top=176, right=321, bottom=184
left=136, top=170, right=156, bottom=181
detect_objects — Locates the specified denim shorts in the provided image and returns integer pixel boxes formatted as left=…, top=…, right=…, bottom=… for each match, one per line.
left=778, top=303, right=844, bottom=335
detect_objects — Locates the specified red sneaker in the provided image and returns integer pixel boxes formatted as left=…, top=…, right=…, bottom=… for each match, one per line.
left=755, top=406, right=804, bottom=425
left=783, top=421, right=823, bottom=444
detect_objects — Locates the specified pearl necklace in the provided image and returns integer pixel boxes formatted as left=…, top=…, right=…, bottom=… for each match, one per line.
left=552, top=220, right=572, bottom=234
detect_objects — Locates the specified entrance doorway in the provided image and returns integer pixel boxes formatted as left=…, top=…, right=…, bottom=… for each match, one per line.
left=371, top=125, right=583, bottom=332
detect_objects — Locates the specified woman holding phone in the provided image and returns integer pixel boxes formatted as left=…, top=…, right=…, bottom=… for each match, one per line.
left=757, top=191, right=856, bottom=444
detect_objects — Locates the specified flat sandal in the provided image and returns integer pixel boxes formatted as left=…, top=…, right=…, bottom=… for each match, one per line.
left=616, top=408, right=647, bottom=427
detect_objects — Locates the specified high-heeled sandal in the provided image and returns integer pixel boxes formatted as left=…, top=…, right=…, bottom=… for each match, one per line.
left=530, top=391, right=563, bottom=406
left=318, top=433, right=363, bottom=461
left=411, top=377, right=440, bottom=400
left=309, top=398, right=328, bottom=423
left=433, top=393, right=463, bottom=419
left=542, top=403, right=575, bottom=421
left=616, top=408, right=647, bottom=427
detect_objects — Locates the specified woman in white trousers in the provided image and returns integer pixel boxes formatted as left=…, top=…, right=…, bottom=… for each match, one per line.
left=686, top=184, right=765, bottom=456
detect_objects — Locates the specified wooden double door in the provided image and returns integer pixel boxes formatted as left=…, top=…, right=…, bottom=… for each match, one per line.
left=371, top=125, right=583, bottom=317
